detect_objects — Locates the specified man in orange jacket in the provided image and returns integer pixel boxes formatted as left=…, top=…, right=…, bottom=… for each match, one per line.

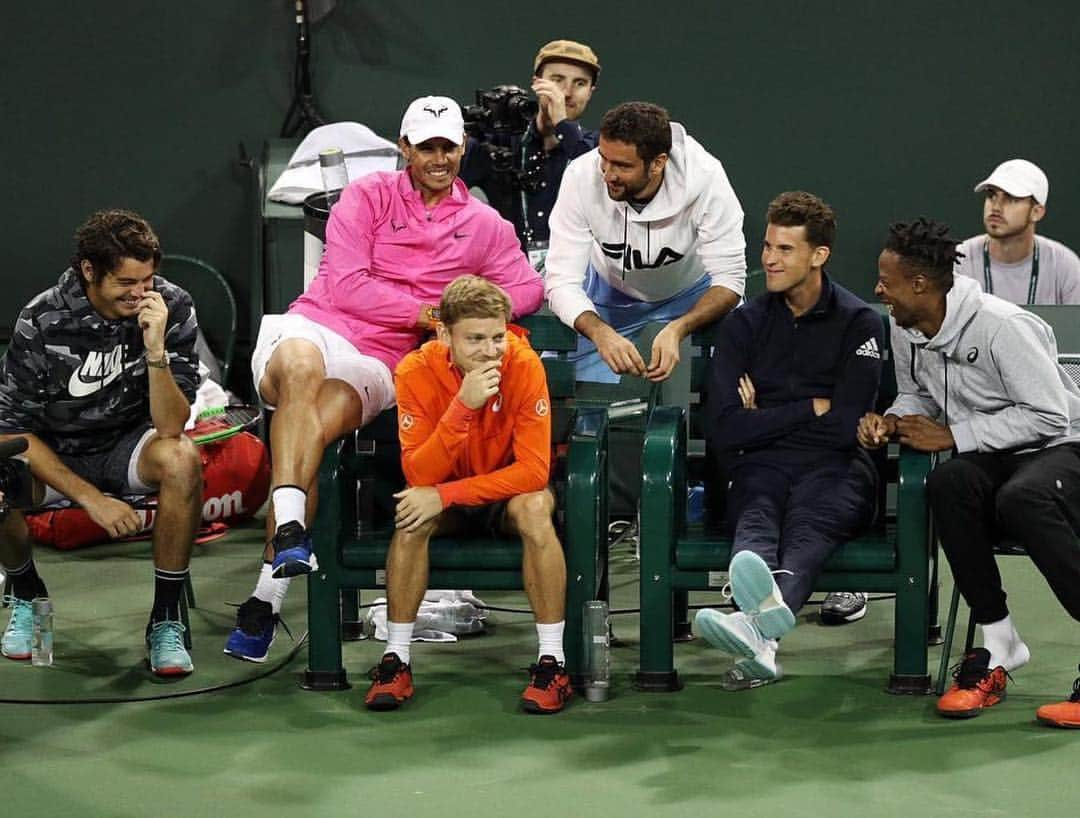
left=364, top=275, right=571, bottom=714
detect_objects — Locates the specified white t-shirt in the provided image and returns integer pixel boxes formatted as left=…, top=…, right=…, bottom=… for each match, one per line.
left=954, top=234, right=1080, bottom=305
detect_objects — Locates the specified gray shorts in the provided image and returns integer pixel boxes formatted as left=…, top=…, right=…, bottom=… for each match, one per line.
left=41, top=424, right=158, bottom=507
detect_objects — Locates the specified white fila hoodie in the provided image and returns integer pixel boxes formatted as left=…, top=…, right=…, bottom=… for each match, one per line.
left=544, top=122, right=747, bottom=327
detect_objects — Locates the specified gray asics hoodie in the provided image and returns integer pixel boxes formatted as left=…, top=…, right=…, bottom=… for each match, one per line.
left=886, top=275, right=1080, bottom=453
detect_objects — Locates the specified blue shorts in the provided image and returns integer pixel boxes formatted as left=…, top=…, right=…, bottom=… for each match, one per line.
left=570, top=267, right=712, bottom=383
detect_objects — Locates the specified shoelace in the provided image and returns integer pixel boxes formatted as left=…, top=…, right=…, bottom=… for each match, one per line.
left=1068, top=667, right=1080, bottom=703
left=149, top=620, right=186, bottom=651
left=527, top=660, right=561, bottom=690
left=228, top=600, right=293, bottom=640
left=950, top=658, right=1013, bottom=690
left=2, top=595, right=33, bottom=627
left=370, top=655, right=405, bottom=683
left=720, top=568, right=794, bottom=603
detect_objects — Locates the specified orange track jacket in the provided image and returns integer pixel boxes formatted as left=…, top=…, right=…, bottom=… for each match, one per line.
left=395, top=331, right=551, bottom=508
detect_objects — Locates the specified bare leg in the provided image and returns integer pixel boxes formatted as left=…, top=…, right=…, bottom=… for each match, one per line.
left=137, top=435, right=202, bottom=572
left=505, top=489, right=564, bottom=624
left=258, top=340, right=365, bottom=558
left=385, top=518, right=440, bottom=623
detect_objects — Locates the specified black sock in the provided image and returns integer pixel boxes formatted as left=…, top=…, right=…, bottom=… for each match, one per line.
left=6, top=559, right=47, bottom=601
left=150, top=567, right=189, bottom=624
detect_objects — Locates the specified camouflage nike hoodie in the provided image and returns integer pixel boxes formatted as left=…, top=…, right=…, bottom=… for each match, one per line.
left=0, top=268, right=198, bottom=456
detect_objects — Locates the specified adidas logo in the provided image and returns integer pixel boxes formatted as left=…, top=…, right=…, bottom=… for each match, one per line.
left=855, top=337, right=881, bottom=359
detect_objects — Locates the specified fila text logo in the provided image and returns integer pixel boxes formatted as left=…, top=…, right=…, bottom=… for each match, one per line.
left=600, top=242, right=685, bottom=271
left=855, top=337, right=881, bottom=359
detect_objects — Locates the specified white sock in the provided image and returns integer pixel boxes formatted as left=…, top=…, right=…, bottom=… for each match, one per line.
left=252, top=562, right=291, bottom=614
left=536, top=621, right=566, bottom=663
left=385, top=620, right=415, bottom=665
left=272, top=486, right=307, bottom=529
left=980, top=614, right=1030, bottom=671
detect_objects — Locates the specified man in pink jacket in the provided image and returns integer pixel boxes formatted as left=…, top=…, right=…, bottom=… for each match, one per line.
left=224, top=95, right=544, bottom=662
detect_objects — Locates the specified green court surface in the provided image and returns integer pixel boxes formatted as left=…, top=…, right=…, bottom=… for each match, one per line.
left=2, top=517, right=1077, bottom=818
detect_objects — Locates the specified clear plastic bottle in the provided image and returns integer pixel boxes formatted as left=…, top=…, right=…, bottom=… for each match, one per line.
left=583, top=599, right=610, bottom=701
left=31, top=597, right=53, bottom=667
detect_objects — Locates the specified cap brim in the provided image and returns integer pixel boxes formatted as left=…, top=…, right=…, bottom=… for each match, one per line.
left=404, top=124, right=464, bottom=146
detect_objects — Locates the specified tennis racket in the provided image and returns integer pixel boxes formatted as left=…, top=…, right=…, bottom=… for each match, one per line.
left=186, top=405, right=262, bottom=445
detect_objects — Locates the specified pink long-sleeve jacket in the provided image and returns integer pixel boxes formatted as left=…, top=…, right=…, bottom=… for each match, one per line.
left=289, top=170, right=543, bottom=371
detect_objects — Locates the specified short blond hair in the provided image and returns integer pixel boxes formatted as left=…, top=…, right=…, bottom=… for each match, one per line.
left=439, top=275, right=512, bottom=326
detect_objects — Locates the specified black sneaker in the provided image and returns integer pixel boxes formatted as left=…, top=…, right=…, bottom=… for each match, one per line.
left=365, top=652, right=414, bottom=710
left=820, top=592, right=868, bottom=625
left=269, top=521, right=318, bottom=578
left=223, top=597, right=278, bottom=663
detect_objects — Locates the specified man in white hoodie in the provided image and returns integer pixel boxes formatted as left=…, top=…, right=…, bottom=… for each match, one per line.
left=858, top=217, right=1080, bottom=729
left=544, top=102, right=746, bottom=383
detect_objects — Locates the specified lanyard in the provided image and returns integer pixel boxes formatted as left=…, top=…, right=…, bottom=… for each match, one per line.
left=983, top=237, right=1040, bottom=304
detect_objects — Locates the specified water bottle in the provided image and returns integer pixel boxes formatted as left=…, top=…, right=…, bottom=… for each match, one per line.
left=319, top=147, right=349, bottom=201
left=31, top=597, right=53, bottom=667
left=583, top=600, right=610, bottom=701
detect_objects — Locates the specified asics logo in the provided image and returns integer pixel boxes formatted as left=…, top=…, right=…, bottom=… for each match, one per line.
left=67, top=348, right=138, bottom=397
left=855, top=337, right=881, bottom=359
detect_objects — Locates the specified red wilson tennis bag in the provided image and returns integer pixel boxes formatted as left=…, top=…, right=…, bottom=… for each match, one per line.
left=27, top=432, right=270, bottom=550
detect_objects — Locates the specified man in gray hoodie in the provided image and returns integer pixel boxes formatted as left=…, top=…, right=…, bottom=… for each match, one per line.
left=858, top=218, right=1080, bottom=729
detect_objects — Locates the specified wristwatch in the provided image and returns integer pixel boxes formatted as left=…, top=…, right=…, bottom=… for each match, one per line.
left=424, top=306, right=441, bottom=326
left=146, top=352, right=169, bottom=369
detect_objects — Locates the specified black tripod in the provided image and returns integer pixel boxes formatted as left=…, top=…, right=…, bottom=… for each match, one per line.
left=280, top=0, right=328, bottom=138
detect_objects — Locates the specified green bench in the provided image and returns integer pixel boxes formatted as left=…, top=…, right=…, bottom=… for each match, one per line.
left=636, top=311, right=936, bottom=694
left=302, top=311, right=609, bottom=690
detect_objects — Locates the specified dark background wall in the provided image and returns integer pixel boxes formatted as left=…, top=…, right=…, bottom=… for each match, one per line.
left=4, top=1, right=1078, bottom=373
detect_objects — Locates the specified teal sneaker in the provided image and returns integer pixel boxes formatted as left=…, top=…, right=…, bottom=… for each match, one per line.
left=147, top=620, right=194, bottom=677
left=728, top=550, right=796, bottom=639
left=2, top=597, right=34, bottom=660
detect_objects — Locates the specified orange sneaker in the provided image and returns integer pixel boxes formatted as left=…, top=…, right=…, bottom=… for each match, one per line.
left=1035, top=668, right=1080, bottom=729
left=364, top=652, right=414, bottom=711
left=521, top=655, right=572, bottom=714
left=937, top=648, right=1008, bottom=719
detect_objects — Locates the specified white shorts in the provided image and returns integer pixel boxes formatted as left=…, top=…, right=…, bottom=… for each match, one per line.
left=251, top=313, right=395, bottom=425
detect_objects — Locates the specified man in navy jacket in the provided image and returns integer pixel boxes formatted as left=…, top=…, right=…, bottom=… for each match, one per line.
left=695, top=191, right=883, bottom=690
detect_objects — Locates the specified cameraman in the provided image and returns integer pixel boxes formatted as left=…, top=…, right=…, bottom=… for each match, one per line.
left=460, top=39, right=600, bottom=252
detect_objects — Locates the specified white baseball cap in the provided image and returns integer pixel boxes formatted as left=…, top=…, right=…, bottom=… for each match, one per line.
left=974, top=159, right=1049, bottom=205
left=399, top=96, right=465, bottom=146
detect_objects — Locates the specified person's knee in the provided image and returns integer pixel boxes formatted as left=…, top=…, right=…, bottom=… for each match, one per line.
left=926, top=457, right=980, bottom=505
left=150, top=436, right=202, bottom=492
left=390, top=517, right=440, bottom=552
left=267, top=345, right=326, bottom=397
left=509, top=491, right=556, bottom=541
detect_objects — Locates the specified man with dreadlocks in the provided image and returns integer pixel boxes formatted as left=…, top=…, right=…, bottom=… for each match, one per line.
left=858, top=217, right=1080, bottom=728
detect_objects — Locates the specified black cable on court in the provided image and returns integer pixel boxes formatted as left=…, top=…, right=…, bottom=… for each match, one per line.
left=0, top=630, right=310, bottom=706
left=480, top=594, right=898, bottom=617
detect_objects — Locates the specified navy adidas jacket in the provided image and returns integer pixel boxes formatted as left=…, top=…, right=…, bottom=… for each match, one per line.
left=706, top=274, right=883, bottom=465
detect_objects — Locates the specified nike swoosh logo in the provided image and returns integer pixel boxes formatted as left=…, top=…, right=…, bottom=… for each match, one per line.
left=67, top=360, right=141, bottom=398
left=453, top=231, right=468, bottom=239
left=391, top=221, right=407, bottom=232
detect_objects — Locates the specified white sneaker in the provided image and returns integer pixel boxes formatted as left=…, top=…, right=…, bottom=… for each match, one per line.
left=728, top=550, right=796, bottom=639
left=695, top=609, right=782, bottom=687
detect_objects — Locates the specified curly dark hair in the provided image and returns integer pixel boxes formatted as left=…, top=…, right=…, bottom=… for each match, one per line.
left=884, top=217, right=963, bottom=289
left=599, top=102, right=671, bottom=166
left=766, top=191, right=837, bottom=249
left=71, top=209, right=161, bottom=280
